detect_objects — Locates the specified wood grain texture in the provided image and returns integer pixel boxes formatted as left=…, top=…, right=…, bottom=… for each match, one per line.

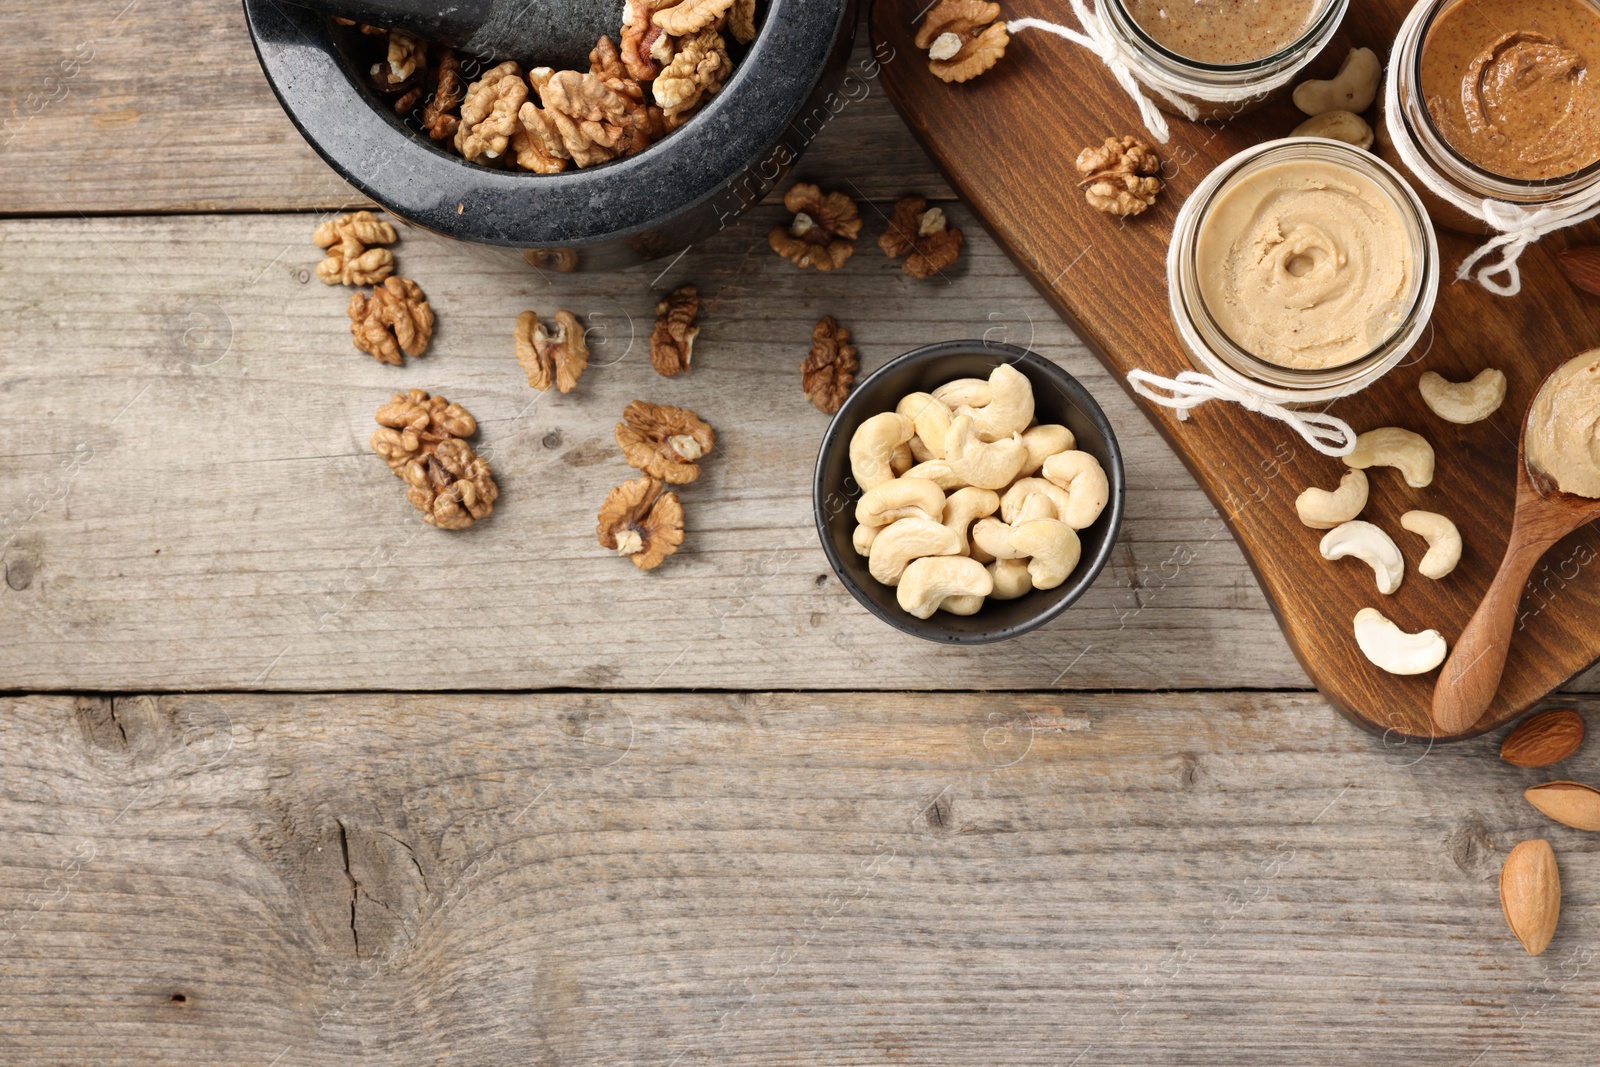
left=0, top=0, right=948, bottom=216
left=0, top=209, right=1320, bottom=695
left=872, top=0, right=1600, bottom=739
left=2, top=690, right=1597, bottom=1065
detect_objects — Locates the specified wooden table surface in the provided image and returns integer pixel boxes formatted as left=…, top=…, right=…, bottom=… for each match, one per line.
left=2, top=2, right=1599, bottom=1062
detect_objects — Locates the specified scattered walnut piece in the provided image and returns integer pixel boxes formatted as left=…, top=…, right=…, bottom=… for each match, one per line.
left=916, top=0, right=1009, bottom=83
left=1075, top=134, right=1163, bottom=217
left=653, top=0, right=736, bottom=35
left=597, top=476, right=685, bottom=570
left=516, top=310, right=590, bottom=394
left=801, top=316, right=858, bottom=414
left=615, top=400, right=716, bottom=483
left=769, top=183, right=862, bottom=271
left=650, top=284, right=700, bottom=377
left=423, top=49, right=464, bottom=141
left=370, top=389, right=497, bottom=530
left=348, top=276, right=434, bottom=365
left=878, top=195, right=964, bottom=278
left=314, top=210, right=397, bottom=286
left=652, top=27, right=732, bottom=125
left=455, top=60, right=527, bottom=164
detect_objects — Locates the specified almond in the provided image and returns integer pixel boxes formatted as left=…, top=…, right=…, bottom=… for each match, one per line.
left=1524, top=781, right=1600, bottom=831
left=1501, top=709, right=1586, bottom=768
left=1558, top=245, right=1600, bottom=297
left=1500, top=839, right=1560, bottom=956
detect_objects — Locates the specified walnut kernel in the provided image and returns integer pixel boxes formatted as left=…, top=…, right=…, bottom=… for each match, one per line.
left=801, top=316, right=858, bottom=414
left=653, top=0, right=736, bottom=35
left=597, top=476, right=685, bottom=570
left=348, top=276, right=434, bottom=365
left=516, top=310, right=590, bottom=394
left=769, top=183, right=862, bottom=271
left=314, top=210, right=397, bottom=286
left=916, top=0, right=1008, bottom=83
left=650, top=284, right=700, bottom=377
left=615, top=400, right=716, bottom=483
left=652, top=27, right=732, bottom=122
left=370, top=390, right=497, bottom=530
left=1075, top=134, right=1163, bottom=216
left=455, top=61, right=527, bottom=163
left=423, top=49, right=464, bottom=141
left=878, top=195, right=964, bottom=278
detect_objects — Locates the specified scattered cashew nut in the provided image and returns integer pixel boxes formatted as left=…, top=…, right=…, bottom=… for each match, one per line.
left=897, top=555, right=994, bottom=619
left=1293, top=47, right=1380, bottom=116
left=1400, top=510, right=1462, bottom=579
left=1320, top=520, right=1405, bottom=595
left=944, top=415, right=1027, bottom=490
left=849, top=412, right=915, bottom=491
left=1353, top=607, right=1447, bottom=675
left=1344, top=427, right=1435, bottom=488
left=953, top=364, right=1035, bottom=442
left=941, top=487, right=1001, bottom=555
left=988, top=557, right=1033, bottom=600
left=1295, top=469, right=1369, bottom=529
left=1010, top=519, right=1082, bottom=591
left=856, top=477, right=946, bottom=527
left=1019, top=423, right=1076, bottom=476
left=869, top=516, right=963, bottom=586
left=896, top=392, right=954, bottom=460
left=1418, top=369, right=1506, bottom=425
left=1292, top=110, right=1374, bottom=149
left=1041, top=450, right=1110, bottom=529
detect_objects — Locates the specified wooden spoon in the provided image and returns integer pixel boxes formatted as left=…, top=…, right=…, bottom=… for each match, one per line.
left=1431, top=375, right=1600, bottom=737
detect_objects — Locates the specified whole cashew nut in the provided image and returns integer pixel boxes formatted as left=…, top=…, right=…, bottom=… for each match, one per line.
left=953, top=364, right=1035, bottom=442
left=896, top=392, right=955, bottom=460
left=1344, top=427, right=1435, bottom=488
left=988, top=557, right=1034, bottom=600
left=1295, top=469, right=1369, bottom=529
left=1010, top=519, right=1082, bottom=590
left=852, top=523, right=880, bottom=557
left=999, top=478, right=1074, bottom=524
left=868, top=516, right=962, bottom=586
left=1400, top=510, right=1462, bottom=579
left=945, top=415, right=1028, bottom=490
left=1293, top=47, right=1380, bottom=116
left=1353, top=607, right=1447, bottom=675
left=1040, top=450, right=1111, bottom=529
left=1019, top=424, right=1076, bottom=476
left=972, top=517, right=1029, bottom=560
left=848, top=412, right=915, bottom=491
left=1292, top=110, right=1374, bottom=149
left=901, top=459, right=969, bottom=491
left=932, top=377, right=991, bottom=409
left=942, top=486, right=1001, bottom=555
left=1418, top=369, right=1506, bottom=425
left=856, top=477, right=946, bottom=527
left=1320, top=520, right=1405, bottom=595
left=897, top=555, right=994, bottom=619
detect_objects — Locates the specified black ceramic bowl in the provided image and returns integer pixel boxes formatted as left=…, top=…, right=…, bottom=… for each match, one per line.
left=814, top=341, right=1126, bottom=643
left=243, top=0, right=858, bottom=270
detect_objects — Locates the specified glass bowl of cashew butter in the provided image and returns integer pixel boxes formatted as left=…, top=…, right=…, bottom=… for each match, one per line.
left=1168, top=137, right=1440, bottom=406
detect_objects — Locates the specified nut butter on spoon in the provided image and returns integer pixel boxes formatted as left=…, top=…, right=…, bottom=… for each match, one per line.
left=1432, top=353, right=1600, bottom=736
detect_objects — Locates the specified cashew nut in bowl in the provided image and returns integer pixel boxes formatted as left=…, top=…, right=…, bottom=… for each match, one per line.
left=1320, top=520, right=1405, bottom=594
left=1291, top=110, right=1374, bottom=149
left=856, top=477, right=947, bottom=527
left=902, top=459, right=968, bottom=491
left=1010, top=519, right=1082, bottom=590
left=1293, top=47, right=1380, bottom=116
left=868, top=517, right=962, bottom=586
left=848, top=412, right=915, bottom=491
left=972, top=517, right=1029, bottom=560
left=909, top=435, right=935, bottom=464
left=999, top=478, right=1074, bottom=523
left=1418, top=369, right=1506, bottom=424
left=953, top=364, right=1035, bottom=442
left=1040, top=450, right=1110, bottom=529
left=1400, top=510, right=1462, bottom=579
left=1015, top=492, right=1056, bottom=523
left=1344, top=427, right=1435, bottom=488
left=852, top=523, right=880, bottom=557
left=944, top=415, right=1028, bottom=490
left=941, top=487, right=1001, bottom=555
left=987, top=557, right=1033, bottom=600
left=1018, top=424, right=1075, bottom=475
left=1295, top=469, right=1369, bottom=529
left=1353, top=607, right=1447, bottom=675
left=890, top=442, right=915, bottom=475
left=897, top=555, right=994, bottom=619
left=932, top=377, right=991, bottom=409
left=938, top=593, right=986, bottom=615
left=896, top=392, right=954, bottom=460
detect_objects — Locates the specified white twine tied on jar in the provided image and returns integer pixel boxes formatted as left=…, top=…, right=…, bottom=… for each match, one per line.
left=1126, top=369, right=1359, bottom=456
left=1382, top=4, right=1600, bottom=297
left=1007, top=1, right=1303, bottom=144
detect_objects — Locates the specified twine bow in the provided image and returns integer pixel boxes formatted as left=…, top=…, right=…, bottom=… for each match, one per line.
left=1126, top=369, right=1358, bottom=456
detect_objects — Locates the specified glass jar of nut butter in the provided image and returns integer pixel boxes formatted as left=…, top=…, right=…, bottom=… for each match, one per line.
left=1101, top=0, right=1350, bottom=119
left=1381, top=0, right=1600, bottom=234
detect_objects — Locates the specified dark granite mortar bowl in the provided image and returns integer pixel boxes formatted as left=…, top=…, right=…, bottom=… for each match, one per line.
left=814, top=341, right=1126, bottom=643
left=243, top=0, right=859, bottom=270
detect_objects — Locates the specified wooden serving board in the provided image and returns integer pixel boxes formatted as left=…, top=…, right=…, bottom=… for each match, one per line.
left=871, top=0, right=1600, bottom=740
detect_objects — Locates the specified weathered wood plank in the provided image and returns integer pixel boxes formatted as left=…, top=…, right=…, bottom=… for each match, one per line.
left=2, top=690, right=1597, bottom=1064
left=0, top=0, right=947, bottom=216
